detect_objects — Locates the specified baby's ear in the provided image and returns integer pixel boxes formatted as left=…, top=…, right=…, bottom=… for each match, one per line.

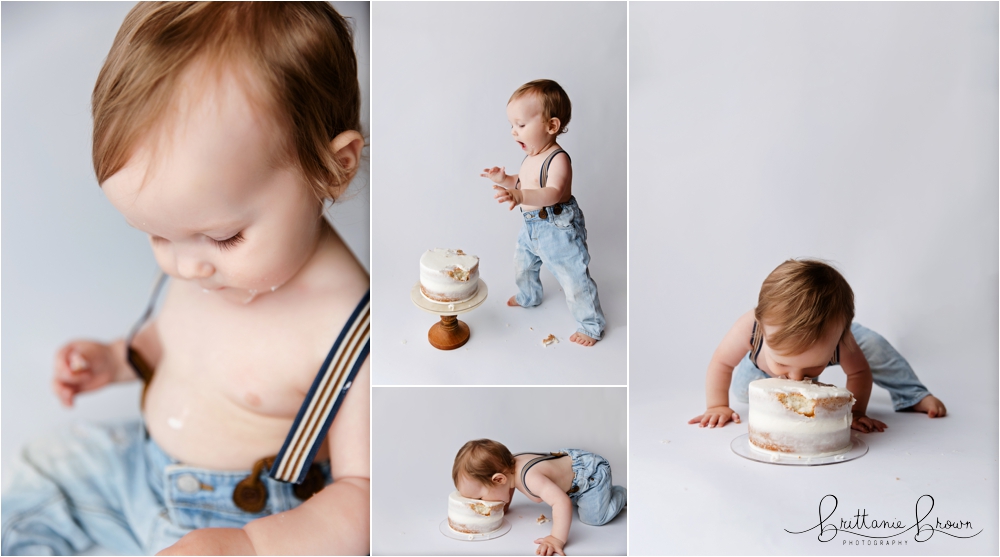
left=546, top=117, right=561, bottom=135
left=491, top=473, right=507, bottom=486
left=324, top=130, right=365, bottom=199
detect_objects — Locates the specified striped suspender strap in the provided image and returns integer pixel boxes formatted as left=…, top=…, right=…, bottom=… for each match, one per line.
left=126, top=272, right=168, bottom=383
left=513, top=452, right=568, bottom=498
left=749, top=320, right=764, bottom=368
left=538, top=149, right=569, bottom=188
left=269, top=290, right=371, bottom=484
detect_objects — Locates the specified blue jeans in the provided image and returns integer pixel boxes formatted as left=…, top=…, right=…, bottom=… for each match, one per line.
left=561, top=448, right=626, bottom=526
left=514, top=197, right=606, bottom=339
left=731, top=322, right=931, bottom=411
left=1, top=420, right=330, bottom=555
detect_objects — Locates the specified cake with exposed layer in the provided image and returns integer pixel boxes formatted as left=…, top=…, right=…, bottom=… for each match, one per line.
left=447, top=490, right=504, bottom=535
left=420, top=249, right=480, bottom=303
left=748, top=378, right=855, bottom=457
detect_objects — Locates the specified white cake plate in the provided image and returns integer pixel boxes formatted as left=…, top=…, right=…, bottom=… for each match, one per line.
left=730, top=433, right=868, bottom=466
left=410, top=279, right=488, bottom=350
left=439, top=518, right=512, bottom=542
left=410, top=278, right=489, bottom=315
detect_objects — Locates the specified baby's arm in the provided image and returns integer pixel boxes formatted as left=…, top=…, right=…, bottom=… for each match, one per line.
left=531, top=475, right=572, bottom=556
left=481, top=166, right=519, bottom=189
left=839, top=331, right=887, bottom=433
left=492, top=155, right=572, bottom=210
left=52, top=321, right=160, bottom=406
left=245, top=359, right=371, bottom=554
left=689, top=310, right=756, bottom=428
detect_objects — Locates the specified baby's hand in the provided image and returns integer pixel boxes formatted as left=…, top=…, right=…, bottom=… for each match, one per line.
left=534, top=535, right=566, bottom=556
left=689, top=406, right=741, bottom=428
left=851, top=414, right=887, bottom=433
left=52, top=340, right=121, bottom=407
left=481, top=166, right=507, bottom=184
left=493, top=185, right=522, bottom=210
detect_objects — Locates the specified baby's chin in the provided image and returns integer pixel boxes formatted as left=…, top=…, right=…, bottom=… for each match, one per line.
left=204, top=284, right=283, bottom=305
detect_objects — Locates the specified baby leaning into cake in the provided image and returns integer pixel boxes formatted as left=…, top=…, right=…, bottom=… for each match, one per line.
left=690, top=259, right=946, bottom=431
left=483, top=80, right=605, bottom=346
left=453, top=439, right=625, bottom=556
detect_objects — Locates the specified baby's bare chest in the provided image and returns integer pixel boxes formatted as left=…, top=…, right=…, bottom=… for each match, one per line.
left=518, top=157, right=545, bottom=189
left=154, top=290, right=338, bottom=417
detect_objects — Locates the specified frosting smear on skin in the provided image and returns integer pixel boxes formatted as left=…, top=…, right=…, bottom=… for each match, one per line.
left=420, top=248, right=480, bottom=303
left=447, top=490, right=504, bottom=535
left=748, top=378, right=855, bottom=458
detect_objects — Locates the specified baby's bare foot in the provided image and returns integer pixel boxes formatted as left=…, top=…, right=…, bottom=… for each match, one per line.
left=570, top=332, right=597, bottom=346
left=506, top=296, right=520, bottom=307
left=909, top=395, right=947, bottom=418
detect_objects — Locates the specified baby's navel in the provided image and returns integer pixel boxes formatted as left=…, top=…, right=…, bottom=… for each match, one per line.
left=244, top=392, right=262, bottom=407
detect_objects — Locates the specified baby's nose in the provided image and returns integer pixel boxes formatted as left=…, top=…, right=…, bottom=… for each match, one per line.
left=176, top=257, right=214, bottom=280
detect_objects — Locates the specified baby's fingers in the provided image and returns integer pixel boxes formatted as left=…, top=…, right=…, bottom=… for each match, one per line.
left=688, top=414, right=706, bottom=425
left=731, top=412, right=741, bottom=424
left=52, top=378, right=78, bottom=407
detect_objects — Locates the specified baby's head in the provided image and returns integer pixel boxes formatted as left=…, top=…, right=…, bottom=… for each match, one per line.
left=452, top=439, right=515, bottom=502
left=94, top=3, right=364, bottom=303
left=755, top=259, right=855, bottom=379
left=506, top=79, right=571, bottom=155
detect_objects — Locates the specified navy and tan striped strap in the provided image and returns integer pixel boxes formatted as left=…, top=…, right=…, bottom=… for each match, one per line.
left=538, top=149, right=569, bottom=188
left=749, top=320, right=765, bottom=368
left=512, top=452, right=568, bottom=498
left=269, top=289, right=371, bottom=484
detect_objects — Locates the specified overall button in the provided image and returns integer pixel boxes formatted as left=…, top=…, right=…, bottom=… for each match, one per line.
left=539, top=208, right=548, bottom=219
left=176, top=474, right=201, bottom=493
left=553, top=205, right=562, bottom=215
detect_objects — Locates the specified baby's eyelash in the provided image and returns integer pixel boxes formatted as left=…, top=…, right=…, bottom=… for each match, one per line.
left=214, top=232, right=245, bottom=251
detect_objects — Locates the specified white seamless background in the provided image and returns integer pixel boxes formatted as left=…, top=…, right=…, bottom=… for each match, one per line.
left=0, top=1, right=370, bottom=488
left=628, top=2, right=998, bottom=554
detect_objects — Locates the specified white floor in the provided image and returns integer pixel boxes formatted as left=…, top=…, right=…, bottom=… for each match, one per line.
left=372, top=388, right=628, bottom=555
left=629, top=378, right=998, bottom=554
left=371, top=264, right=627, bottom=385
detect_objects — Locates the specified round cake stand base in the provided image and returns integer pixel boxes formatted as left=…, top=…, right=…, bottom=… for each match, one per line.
left=439, top=518, right=512, bottom=541
left=730, top=433, right=868, bottom=466
left=428, top=315, right=470, bottom=350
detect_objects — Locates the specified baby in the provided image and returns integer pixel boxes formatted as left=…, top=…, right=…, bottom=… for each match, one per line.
left=482, top=80, right=606, bottom=346
left=453, top=439, right=626, bottom=556
left=3, top=4, right=369, bottom=555
left=690, top=259, right=946, bottom=431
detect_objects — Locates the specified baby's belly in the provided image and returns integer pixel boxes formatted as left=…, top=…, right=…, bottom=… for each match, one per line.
left=143, top=364, right=322, bottom=470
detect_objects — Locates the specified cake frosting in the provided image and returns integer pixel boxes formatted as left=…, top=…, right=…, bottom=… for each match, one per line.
left=420, top=249, right=480, bottom=303
left=748, top=378, right=855, bottom=457
left=447, top=490, right=504, bottom=535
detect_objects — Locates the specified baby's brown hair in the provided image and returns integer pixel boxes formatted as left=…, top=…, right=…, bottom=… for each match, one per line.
left=509, top=79, right=572, bottom=135
left=755, top=259, right=855, bottom=355
left=92, top=2, right=361, bottom=202
left=452, top=439, right=516, bottom=488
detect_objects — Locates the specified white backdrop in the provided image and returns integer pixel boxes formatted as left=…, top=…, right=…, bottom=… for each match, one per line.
left=371, top=387, right=627, bottom=555
left=0, top=1, right=370, bottom=488
left=629, top=3, right=997, bottom=554
left=370, top=2, right=627, bottom=385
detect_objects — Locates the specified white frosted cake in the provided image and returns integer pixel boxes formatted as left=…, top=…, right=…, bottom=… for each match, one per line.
left=748, top=378, right=855, bottom=457
left=447, top=490, right=504, bottom=535
left=420, top=249, right=480, bottom=303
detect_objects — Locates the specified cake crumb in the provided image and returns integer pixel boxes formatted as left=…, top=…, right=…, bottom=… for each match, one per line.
left=402, top=340, right=407, bottom=344
left=896, top=477, right=900, bottom=480
left=529, top=327, right=534, bottom=331
left=537, top=514, right=549, bottom=524
left=542, top=334, right=559, bottom=347
left=661, top=439, right=670, bottom=443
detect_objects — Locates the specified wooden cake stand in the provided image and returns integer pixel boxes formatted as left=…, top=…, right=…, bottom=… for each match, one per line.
left=410, top=279, right=488, bottom=350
